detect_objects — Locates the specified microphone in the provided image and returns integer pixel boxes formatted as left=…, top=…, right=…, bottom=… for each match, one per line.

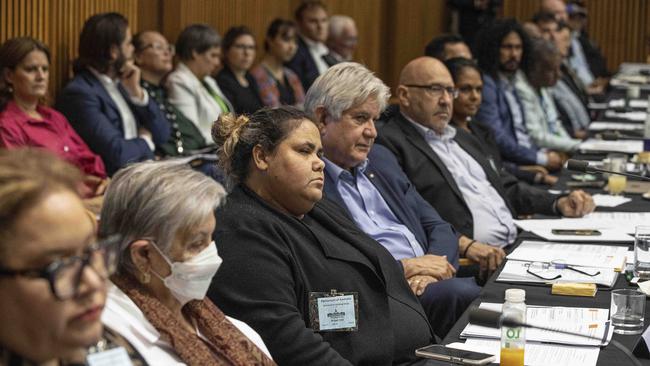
left=600, top=131, right=642, bottom=141
left=467, top=307, right=642, bottom=366
left=566, top=159, right=650, bottom=181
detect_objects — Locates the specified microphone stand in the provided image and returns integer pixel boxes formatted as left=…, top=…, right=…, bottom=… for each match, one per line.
left=566, top=159, right=650, bottom=182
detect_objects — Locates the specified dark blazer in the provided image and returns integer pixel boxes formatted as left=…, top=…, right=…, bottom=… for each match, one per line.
left=209, top=185, right=434, bottom=366
left=376, top=110, right=556, bottom=238
left=285, top=36, right=321, bottom=90
left=215, top=66, right=264, bottom=114
left=56, top=69, right=170, bottom=175
left=323, top=144, right=460, bottom=267
left=476, top=74, right=540, bottom=166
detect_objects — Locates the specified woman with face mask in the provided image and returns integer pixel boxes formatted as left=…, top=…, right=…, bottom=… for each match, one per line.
left=98, top=161, right=274, bottom=366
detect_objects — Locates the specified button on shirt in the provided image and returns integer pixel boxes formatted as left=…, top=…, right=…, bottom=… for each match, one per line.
left=301, top=35, right=330, bottom=75
left=323, top=157, right=425, bottom=260
left=89, top=68, right=155, bottom=151
left=500, top=72, right=547, bottom=166
left=405, top=117, right=517, bottom=247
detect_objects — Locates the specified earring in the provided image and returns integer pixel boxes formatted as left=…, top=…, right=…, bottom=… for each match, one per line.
left=140, top=271, right=151, bottom=284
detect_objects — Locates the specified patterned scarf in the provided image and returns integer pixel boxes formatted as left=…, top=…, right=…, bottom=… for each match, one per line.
left=111, top=273, right=276, bottom=366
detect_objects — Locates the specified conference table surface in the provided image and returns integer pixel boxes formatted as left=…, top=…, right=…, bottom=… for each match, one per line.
left=440, top=158, right=650, bottom=365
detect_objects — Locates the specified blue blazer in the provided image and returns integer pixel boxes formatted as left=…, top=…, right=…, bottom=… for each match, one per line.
left=476, top=74, right=539, bottom=165
left=56, top=69, right=170, bottom=175
left=285, top=37, right=320, bottom=91
left=323, top=144, right=460, bottom=268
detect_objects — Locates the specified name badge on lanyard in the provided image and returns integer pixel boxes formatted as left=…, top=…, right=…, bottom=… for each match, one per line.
left=309, top=289, right=359, bottom=332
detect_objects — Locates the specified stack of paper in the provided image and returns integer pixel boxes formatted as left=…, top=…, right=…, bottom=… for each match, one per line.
left=459, top=303, right=613, bottom=347
left=497, top=260, right=618, bottom=287
left=604, top=110, right=647, bottom=122
left=578, top=138, right=644, bottom=154
left=506, top=241, right=628, bottom=271
left=588, top=121, right=644, bottom=131
left=608, top=99, right=649, bottom=109
left=447, top=339, right=600, bottom=366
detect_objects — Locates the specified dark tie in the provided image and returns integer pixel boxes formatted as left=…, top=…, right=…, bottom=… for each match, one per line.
left=322, top=53, right=339, bottom=67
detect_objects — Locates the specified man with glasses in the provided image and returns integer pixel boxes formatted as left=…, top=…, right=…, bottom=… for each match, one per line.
left=377, top=56, right=594, bottom=248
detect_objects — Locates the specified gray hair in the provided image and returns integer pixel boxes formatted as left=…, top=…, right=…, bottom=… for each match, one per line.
left=98, top=161, right=227, bottom=276
left=328, top=15, right=355, bottom=39
left=304, top=62, right=390, bottom=121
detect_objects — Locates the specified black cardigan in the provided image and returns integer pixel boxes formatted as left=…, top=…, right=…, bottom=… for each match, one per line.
left=208, top=185, right=434, bottom=366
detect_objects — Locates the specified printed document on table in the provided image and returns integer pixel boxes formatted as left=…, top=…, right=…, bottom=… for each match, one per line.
left=459, top=303, right=612, bottom=346
left=604, top=110, right=647, bottom=121
left=608, top=98, right=649, bottom=109
left=506, top=241, right=628, bottom=270
left=497, top=259, right=618, bottom=287
left=589, top=121, right=644, bottom=131
left=447, top=339, right=599, bottom=366
left=578, top=138, right=643, bottom=154
left=528, top=228, right=633, bottom=243
left=515, top=212, right=650, bottom=235
left=592, top=194, right=632, bottom=208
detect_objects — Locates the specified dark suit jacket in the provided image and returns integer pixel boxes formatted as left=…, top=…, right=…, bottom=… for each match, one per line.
left=323, top=144, right=460, bottom=267
left=376, top=110, right=556, bottom=238
left=476, top=74, right=540, bottom=166
left=56, top=69, right=170, bottom=175
left=285, top=36, right=321, bottom=90
left=209, top=185, right=434, bottom=366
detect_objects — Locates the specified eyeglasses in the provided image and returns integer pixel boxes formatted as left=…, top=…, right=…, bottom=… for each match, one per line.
left=0, top=235, right=121, bottom=300
left=232, top=44, right=256, bottom=51
left=404, top=84, right=459, bottom=99
left=525, top=260, right=600, bottom=281
left=139, top=43, right=175, bottom=54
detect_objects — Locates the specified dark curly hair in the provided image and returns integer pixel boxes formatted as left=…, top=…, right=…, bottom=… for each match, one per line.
left=473, top=18, right=531, bottom=79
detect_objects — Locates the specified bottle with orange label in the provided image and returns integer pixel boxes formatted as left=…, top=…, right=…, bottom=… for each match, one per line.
left=500, top=289, right=526, bottom=366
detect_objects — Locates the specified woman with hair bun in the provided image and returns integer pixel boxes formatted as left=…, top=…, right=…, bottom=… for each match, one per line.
left=209, top=106, right=434, bottom=366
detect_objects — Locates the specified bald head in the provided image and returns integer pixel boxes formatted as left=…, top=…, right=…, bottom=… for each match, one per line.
left=540, top=0, right=568, bottom=21
left=398, top=57, right=454, bottom=134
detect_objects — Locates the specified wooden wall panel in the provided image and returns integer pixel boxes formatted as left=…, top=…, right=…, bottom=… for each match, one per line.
left=1, top=0, right=648, bottom=103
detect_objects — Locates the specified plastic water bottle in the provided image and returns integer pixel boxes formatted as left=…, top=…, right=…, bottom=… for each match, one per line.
left=500, top=289, right=526, bottom=366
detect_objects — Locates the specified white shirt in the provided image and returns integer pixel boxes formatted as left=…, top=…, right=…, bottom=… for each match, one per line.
left=404, top=115, right=517, bottom=247
left=301, top=35, right=330, bottom=75
left=102, top=283, right=272, bottom=365
left=89, top=68, right=155, bottom=151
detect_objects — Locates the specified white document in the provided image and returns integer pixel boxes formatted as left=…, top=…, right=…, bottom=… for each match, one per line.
left=515, top=212, right=650, bottom=235
left=497, top=260, right=618, bottom=287
left=506, top=241, right=628, bottom=270
left=459, top=303, right=612, bottom=346
left=593, top=194, right=633, bottom=207
left=578, top=138, right=644, bottom=154
left=447, top=339, right=600, bottom=366
left=588, top=121, right=644, bottom=131
left=529, top=228, right=633, bottom=243
left=604, top=110, right=647, bottom=121
left=608, top=98, right=649, bottom=109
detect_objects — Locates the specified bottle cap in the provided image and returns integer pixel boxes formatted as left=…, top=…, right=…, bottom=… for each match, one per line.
left=505, top=288, right=526, bottom=302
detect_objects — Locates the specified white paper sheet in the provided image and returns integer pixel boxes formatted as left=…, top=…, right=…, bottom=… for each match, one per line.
left=604, top=110, right=647, bottom=121
left=579, top=139, right=644, bottom=154
left=593, top=194, right=633, bottom=207
left=459, top=303, right=612, bottom=347
left=608, top=98, right=649, bottom=109
left=515, top=212, right=650, bottom=235
left=497, top=260, right=618, bottom=287
left=506, top=241, right=628, bottom=270
left=447, top=339, right=600, bottom=366
left=528, top=228, right=634, bottom=243
left=588, top=121, right=644, bottom=131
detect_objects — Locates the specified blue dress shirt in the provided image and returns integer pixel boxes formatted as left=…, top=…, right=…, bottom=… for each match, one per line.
left=323, top=157, right=426, bottom=260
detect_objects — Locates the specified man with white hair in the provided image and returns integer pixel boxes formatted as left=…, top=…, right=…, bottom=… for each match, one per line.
left=305, top=62, right=484, bottom=338
left=326, top=15, right=358, bottom=62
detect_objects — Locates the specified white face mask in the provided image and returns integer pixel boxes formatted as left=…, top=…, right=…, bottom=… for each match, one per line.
left=150, top=241, right=222, bottom=306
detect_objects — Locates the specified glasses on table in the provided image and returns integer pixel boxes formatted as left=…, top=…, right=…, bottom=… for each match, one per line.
left=0, top=235, right=121, bottom=300
left=525, top=259, right=601, bottom=281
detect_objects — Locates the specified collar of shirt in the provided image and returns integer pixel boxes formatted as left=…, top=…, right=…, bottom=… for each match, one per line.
left=88, top=67, right=119, bottom=86
left=301, top=34, right=329, bottom=56
left=4, top=100, right=53, bottom=124
left=401, top=112, right=457, bottom=142
left=323, top=156, right=369, bottom=185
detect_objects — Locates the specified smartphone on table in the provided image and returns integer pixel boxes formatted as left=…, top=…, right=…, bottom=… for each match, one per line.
left=415, top=345, right=495, bottom=365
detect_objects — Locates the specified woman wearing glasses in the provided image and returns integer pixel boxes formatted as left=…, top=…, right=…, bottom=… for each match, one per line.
left=0, top=148, right=141, bottom=365
left=216, top=26, right=264, bottom=114
left=99, top=161, right=274, bottom=365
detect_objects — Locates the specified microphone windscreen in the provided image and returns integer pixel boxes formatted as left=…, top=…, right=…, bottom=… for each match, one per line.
left=468, top=307, right=502, bottom=328
left=566, top=159, right=589, bottom=173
